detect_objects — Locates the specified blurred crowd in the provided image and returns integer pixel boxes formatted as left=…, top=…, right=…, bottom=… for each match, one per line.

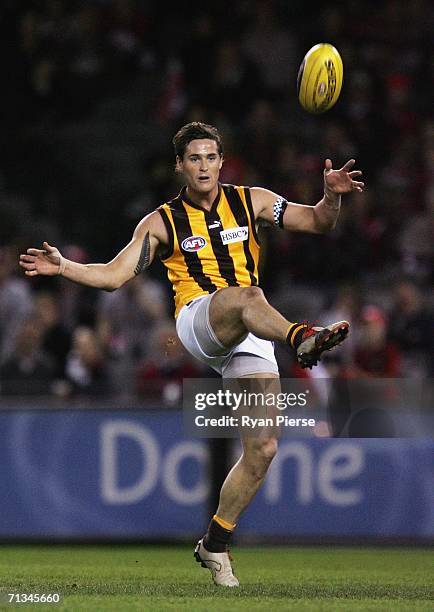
left=0, top=0, right=433, bottom=402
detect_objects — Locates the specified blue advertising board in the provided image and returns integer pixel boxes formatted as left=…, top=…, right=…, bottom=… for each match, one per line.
left=0, top=410, right=432, bottom=539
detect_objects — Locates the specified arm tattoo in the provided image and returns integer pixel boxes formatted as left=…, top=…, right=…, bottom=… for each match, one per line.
left=134, top=232, right=151, bottom=275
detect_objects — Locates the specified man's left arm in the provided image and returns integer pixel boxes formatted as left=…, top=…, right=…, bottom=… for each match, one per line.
left=253, top=159, right=364, bottom=234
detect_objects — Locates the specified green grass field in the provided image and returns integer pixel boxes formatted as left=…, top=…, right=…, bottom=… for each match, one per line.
left=0, top=545, right=432, bottom=611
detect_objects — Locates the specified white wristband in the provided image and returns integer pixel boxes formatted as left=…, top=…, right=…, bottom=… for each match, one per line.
left=58, top=255, right=66, bottom=275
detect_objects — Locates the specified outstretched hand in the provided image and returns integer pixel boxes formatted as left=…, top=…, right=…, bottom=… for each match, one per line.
left=19, top=241, right=63, bottom=277
left=324, top=159, right=364, bottom=195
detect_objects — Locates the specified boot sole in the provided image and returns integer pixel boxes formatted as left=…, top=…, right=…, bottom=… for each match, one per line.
left=298, top=322, right=349, bottom=369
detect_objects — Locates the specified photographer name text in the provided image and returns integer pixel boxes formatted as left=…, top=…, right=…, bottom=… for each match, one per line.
left=195, top=415, right=316, bottom=428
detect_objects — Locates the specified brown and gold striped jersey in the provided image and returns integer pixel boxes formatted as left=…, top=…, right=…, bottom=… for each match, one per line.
left=158, top=183, right=260, bottom=317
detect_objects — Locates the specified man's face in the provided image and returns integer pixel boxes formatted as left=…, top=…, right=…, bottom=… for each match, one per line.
left=176, top=139, right=223, bottom=194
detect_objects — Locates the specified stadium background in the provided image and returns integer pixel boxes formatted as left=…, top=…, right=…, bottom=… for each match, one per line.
left=0, top=0, right=433, bottom=552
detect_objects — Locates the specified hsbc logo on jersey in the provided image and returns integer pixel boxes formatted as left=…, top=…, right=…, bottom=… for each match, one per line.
left=220, top=226, right=249, bottom=245
left=181, top=236, right=207, bottom=252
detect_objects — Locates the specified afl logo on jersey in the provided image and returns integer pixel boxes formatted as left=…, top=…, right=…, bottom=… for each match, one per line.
left=181, top=236, right=207, bottom=252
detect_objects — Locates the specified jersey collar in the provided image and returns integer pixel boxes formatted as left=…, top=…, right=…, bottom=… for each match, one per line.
left=179, top=183, right=222, bottom=213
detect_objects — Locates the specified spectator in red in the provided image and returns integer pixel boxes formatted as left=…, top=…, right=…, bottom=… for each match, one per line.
left=136, top=320, right=202, bottom=405
left=353, top=305, right=401, bottom=377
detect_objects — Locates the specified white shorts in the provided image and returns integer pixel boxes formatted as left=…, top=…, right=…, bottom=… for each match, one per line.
left=176, top=293, right=279, bottom=378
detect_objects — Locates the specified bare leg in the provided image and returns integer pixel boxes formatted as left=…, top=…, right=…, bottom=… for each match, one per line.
left=196, top=371, right=280, bottom=587
left=216, top=434, right=278, bottom=524
left=208, top=286, right=349, bottom=369
left=204, top=289, right=285, bottom=524
left=209, top=286, right=295, bottom=348
left=216, top=373, right=280, bottom=524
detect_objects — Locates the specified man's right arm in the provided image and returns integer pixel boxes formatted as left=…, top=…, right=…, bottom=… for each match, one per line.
left=19, top=211, right=168, bottom=291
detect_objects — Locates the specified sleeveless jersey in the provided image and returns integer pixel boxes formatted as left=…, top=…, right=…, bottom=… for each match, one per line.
left=158, top=183, right=260, bottom=317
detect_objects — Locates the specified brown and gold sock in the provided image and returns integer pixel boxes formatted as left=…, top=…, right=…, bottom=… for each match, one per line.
left=203, top=515, right=236, bottom=553
left=286, top=323, right=308, bottom=350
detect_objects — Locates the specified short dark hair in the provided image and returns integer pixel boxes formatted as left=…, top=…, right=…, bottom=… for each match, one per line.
left=172, top=122, right=223, bottom=159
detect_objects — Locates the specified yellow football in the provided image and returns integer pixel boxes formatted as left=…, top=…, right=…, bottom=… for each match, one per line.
left=297, top=43, right=343, bottom=114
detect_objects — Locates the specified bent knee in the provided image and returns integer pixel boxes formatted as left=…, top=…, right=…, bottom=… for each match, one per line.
left=246, top=437, right=278, bottom=464
left=259, top=437, right=278, bottom=461
left=242, top=437, right=278, bottom=481
left=240, top=286, right=265, bottom=304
